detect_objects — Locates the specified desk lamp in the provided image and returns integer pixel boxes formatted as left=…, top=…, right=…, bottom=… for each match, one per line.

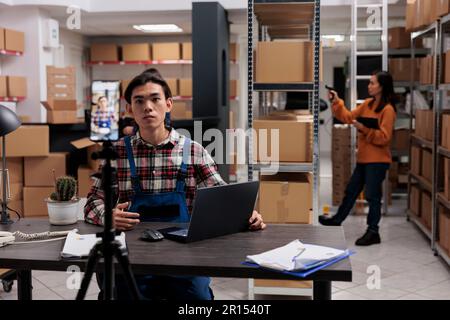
left=0, top=105, right=21, bottom=224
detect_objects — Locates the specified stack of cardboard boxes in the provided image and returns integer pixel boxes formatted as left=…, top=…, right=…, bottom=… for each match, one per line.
left=415, top=110, right=434, bottom=141
left=0, top=27, right=24, bottom=53
left=0, top=125, right=65, bottom=217
left=406, top=0, right=450, bottom=32
left=332, top=126, right=352, bottom=206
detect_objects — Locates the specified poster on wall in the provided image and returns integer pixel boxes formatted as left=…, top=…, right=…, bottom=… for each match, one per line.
left=90, top=80, right=120, bottom=142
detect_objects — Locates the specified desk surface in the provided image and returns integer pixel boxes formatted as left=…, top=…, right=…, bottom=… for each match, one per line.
left=0, top=219, right=352, bottom=282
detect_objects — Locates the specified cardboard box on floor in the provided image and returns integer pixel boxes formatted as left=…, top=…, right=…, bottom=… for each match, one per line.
left=438, top=206, right=450, bottom=254
left=0, top=125, right=49, bottom=157
left=78, top=165, right=95, bottom=198
left=256, top=41, right=313, bottom=83
left=258, top=172, right=312, bottom=224
left=0, top=76, right=7, bottom=97
left=7, top=76, right=27, bottom=97
left=152, top=43, right=181, bottom=61
left=70, top=138, right=102, bottom=171
left=24, top=152, right=68, bottom=187
left=41, top=99, right=78, bottom=124
left=442, top=114, right=450, bottom=149
left=421, top=149, right=433, bottom=182
left=410, top=185, right=421, bottom=216
left=4, top=28, right=24, bottom=52
left=122, top=43, right=151, bottom=61
left=411, top=145, right=422, bottom=176
left=23, top=186, right=55, bottom=217
left=421, top=191, right=432, bottom=231
left=253, top=112, right=312, bottom=163
left=90, top=44, right=119, bottom=62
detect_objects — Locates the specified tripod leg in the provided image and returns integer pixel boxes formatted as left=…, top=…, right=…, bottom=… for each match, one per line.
left=113, top=244, right=141, bottom=300
left=76, top=244, right=101, bottom=301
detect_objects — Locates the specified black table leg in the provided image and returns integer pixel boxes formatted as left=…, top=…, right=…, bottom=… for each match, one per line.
left=17, top=270, right=32, bottom=300
left=313, top=280, right=331, bottom=300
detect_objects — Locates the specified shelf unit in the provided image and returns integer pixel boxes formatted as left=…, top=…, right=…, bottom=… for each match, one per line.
left=406, top=16, right=450, bottom=267
left=0, top=47, right=25, bottom=113
left=247, top=0, right=320, bottom=299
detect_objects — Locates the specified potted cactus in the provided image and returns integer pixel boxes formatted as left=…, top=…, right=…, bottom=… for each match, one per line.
left=45, top=175, right=80, bottom=225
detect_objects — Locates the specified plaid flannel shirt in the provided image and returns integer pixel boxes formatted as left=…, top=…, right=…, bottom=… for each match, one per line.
left=84, top=128, right=226, bottom=226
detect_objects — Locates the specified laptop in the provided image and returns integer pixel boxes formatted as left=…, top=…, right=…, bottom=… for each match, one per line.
left=158, top=181, right=260, bottom=243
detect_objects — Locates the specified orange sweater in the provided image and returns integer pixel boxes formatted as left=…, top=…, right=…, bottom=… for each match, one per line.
left=332, top=98, right=396, bottom=164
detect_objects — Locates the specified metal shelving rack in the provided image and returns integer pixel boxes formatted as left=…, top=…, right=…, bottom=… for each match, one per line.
left=247, top=0, right=320, bottom=298
left=406, top=17, right=450, bottom=267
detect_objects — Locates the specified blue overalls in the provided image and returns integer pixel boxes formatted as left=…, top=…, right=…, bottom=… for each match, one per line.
left=108, top=135, right=212, bottom=300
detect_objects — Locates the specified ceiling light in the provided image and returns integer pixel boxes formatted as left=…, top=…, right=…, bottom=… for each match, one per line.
left=133, top=24, right=183, bottom=33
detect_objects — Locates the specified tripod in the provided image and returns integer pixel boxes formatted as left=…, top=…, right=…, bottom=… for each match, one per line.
left=76, top=141, right=140, bottom=300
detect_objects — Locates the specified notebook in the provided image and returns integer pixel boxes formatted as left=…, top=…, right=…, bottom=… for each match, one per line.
left=61, top=230, right=126, bottom=259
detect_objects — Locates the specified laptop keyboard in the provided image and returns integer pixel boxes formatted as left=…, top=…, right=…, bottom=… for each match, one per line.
left=169, top=229, right=188, bottom=237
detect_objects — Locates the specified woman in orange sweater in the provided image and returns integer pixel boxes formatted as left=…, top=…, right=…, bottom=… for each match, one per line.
left=320, top=71, right=397, bottom=246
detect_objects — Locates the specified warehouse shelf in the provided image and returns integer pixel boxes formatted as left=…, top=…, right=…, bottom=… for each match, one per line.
left=439, top=83, right=450, bottom=90
left=255, top=162, right=313, bottom=174
left=389, top=48, right=429, bottom=56
left=409, top=172, right=432, bottom=192
left=411, top=21, right=438, bottom=40
left=0, top=49, right=23, bottom=56
left=438, top=146, right=450, bottom=158
left=87, top=59, right=238, bottom=66
left=253, top=83, right=314, bottom=92
left=437, top=193, right=450, bottom=211
left=411, top=134, right=433, bottom=149
left=406, top=210, right=432, bottom=240
left=435, top=243, right=450, bottom=266
left=0, top=97, right=25, bottom=102
left=415, top=84, right=434, bottom=91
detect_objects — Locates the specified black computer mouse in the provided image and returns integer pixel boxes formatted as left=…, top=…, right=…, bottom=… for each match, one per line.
left=140, top=229, right=164, bottom=242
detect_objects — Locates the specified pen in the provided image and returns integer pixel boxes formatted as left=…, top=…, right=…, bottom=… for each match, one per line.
left=291, top=248, right=306, bottom=262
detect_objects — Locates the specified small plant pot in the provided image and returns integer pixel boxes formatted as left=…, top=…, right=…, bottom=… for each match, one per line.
left=45, top=198, right=80, bottom=225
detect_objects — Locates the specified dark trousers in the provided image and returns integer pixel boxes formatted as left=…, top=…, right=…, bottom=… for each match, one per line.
left=333, top=163, right=390, bottom=233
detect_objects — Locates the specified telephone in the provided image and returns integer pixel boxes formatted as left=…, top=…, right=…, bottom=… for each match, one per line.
left=0, top=230, right=76, bottom=247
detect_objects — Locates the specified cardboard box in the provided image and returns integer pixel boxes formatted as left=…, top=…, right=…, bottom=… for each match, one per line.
left=179, top=79, right=192, bottom=97
left=0, top=76, right=7, bottom=97
left=24, top=153, right=67, bottom=187
left=90, top=44, right=119, bottom=62
left=4, top=28, right=24, bottom=52
left=230, top=43, right=237, bottom=61
left=230, top=80, right=238, bottom=97
left=23, top=187, right=55, bottom=217
left=415, top=109, right=434, bottom=141
left=46, top=66, right=76, bottom=100
left=171, top=101, right=192, bottom=120
left=253, top=279, right=312, bottom=290
left=438, top=206, right=450, bottom=253
left=411, top=145, right=422, bottom=176
left=419, top=56, right=434, bottom=85
left=121, top=79, right=132, bottom=97
left=421, top=149, right=433, bottom=182
left=8, top=200, right=23, bottom=215
left=391, top=129, right=410, bottom=150
left=166, top=78, right=178, bottom=96
left=42, top=100, right=78, bottom=124
left=0, top=182, right=22, bottom=201
left=0, top=125, right=49, bottom=157
left=70, top=138, right=102, bottom=171
left=437, top=0, right=450, bottom=17
left=442, top=114, right=450, bottom=149
left=445, top=158, right=450, bottom=200
left=0, top=28, right=4, bottom=50
left=181, top=42, right=192, bottom=60
left=256, top=41, right=313, bottom=83
left=410, top=185, right=420, bottom=216
left=7, top=76, right=27, bottom=97
left=259, top=172, right=312, bottom=224
left=389, top=58, right=420, bottom=82
left=406, top=0, right=417, bottom=32
left=421, top=191, right=432, bottom=230
left=152, top=43, right=181, bottom=61
left=122, top=43, right=151, bottom=61
left=1, top=157, right=23, bottom=183
left=78, top=165, right=95, bottom=198
left=254, top=113, right=312, bottom=163
left=388, top=27, right=411, bottom=49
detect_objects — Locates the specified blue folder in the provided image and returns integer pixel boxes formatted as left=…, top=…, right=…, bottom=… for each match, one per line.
left=242, top=250, right=355, bottom=278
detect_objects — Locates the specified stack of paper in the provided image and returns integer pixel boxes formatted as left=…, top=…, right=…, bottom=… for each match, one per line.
left=246, top=240, right=349, bottom=272
left=61, top=230, right=126, bottom=259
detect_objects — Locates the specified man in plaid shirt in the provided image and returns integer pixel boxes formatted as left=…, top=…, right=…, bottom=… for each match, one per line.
left=85, top=68, right=265, bottom=300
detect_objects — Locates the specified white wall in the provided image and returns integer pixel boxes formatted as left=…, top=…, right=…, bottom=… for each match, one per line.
left=319, top=48, right=347, bottom=177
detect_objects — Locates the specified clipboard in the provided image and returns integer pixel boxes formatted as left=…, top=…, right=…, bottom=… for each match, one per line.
left=356, top=117, right=379, bottom=130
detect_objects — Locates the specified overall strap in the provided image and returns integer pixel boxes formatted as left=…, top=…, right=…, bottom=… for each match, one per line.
left=176, top=137, right=191, bottom=192
left=124, top=136, right=142, bottom=194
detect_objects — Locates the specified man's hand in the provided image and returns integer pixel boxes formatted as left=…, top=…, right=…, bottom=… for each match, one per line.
left=113, top=202, right=140, bottom=231
left=249, top=210, right=266, bottom=231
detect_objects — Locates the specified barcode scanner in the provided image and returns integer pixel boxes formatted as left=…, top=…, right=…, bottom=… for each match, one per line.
left=325, top=85, right=336, bottom=102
